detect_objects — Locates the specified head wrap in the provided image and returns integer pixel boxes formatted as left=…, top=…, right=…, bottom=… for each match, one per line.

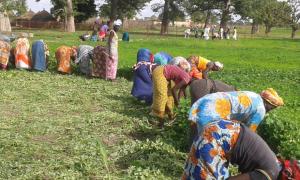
left=137, top=48, right=153, bottom=63
left=154, top=52, right=172, bottom=65
left=170, top=56, right=191, bottom=72
left=260, top=88, right=284, bottom=107
left=214, top=61, right=224, bottom=70
left=113, top=19, right=122, bottom=26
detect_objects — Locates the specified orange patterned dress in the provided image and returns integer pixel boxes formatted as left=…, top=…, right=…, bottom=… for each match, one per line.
left=0, top=40, right=11, bottom=70
left=55, top=46, right=74, bottom=74
left=15, top=38, right=31, bottom=69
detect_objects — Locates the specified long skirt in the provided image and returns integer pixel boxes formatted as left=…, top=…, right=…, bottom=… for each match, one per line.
left=56, top=46, right=72, bottom=74
left=32, top=40, right=47, bottom=71
left=131, top=64, right=153, bottom=104
left=92, top=46, right=117, bottom=80
left=15, top=38, right=31, bottom=69
left=0, top=40, right=10, bottom=70
left=151, top=66, right=174, bottom=119
left=182, top=120, right=240, bottom=180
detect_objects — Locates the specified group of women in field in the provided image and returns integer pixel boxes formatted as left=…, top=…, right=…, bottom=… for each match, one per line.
left=0, top=21, right=122, bottom=81
left=131, top=48, right=285, bottom=179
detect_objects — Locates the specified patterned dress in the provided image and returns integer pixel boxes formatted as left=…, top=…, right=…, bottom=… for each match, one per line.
left=15, top=38, right=31, bottom=69
left=107, top=30, right=118, bottom=80
left=182, top=120, right=240, bottom=180
left=189, top=91, right=266, bottom=133
left=75, top=45, right=94, bottom=76
left=55, top=46, right=74, bottom=74
left=0, top=40, right=11, bottom=70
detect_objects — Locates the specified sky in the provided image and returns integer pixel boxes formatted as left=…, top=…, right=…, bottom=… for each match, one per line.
left=26, top=0, right=161, bottom=18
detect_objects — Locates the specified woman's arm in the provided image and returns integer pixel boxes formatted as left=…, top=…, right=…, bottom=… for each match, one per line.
left=172, top=81, right=187, bottom=106
left=202, top=62, right=214, bottom=79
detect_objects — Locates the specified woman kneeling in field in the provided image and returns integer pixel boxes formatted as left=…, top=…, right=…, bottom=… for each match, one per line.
left=74, top=45, right=94, bottom=76
left=189, top=88, right=284, bottom=140
left=182, top=119, right=281, bottom=180
left=188, top=55, right=223, bottom=79
left=150, top=64, right=191, bottom=127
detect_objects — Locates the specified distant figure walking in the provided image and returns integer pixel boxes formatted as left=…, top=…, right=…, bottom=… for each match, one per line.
left=184, top=28, right=191, bottom=38
left=203, top=26, right=210, bottom=40
left=226, top=27, right=231, bottom=39
left=233, top=26, right=237, bottom=40
left=220, top=27, right=224, bottom=39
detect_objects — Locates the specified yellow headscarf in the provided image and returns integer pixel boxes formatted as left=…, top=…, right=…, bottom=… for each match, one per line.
left=260, top=88, right=284, bottom=107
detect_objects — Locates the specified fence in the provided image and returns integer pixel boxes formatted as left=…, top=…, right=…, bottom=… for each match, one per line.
left=10, top=20, right=297, bottom=39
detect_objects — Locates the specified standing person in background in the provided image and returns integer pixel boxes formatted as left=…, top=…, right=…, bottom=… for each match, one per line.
left=226, top=27, right=231, bottom=39
left=203, top=26, right=210, bottom=40
left=99, top=21, right=109, bottom=41
left=184, top=28, right=191, bottom=38
left=220, top=27, right=224, bottom=39
left=233, top=26, right=238, bottom=40
left=107, top=19, right=121, bottom=81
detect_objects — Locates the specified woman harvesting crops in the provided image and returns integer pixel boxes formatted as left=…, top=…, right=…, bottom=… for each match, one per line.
left=55, top=46, right=77, bottom=74
left=189, top=88, right=284, bottom=137
left=131, top=48, right=155, bottom=104
left=190, top=79, right=237, bottom=105
left=188, top=55, right=223, bottom=79
left=150, top=64, right=191, bottom=127
left=182, top=119, right=281, bottom=180
left=74, top=45, right=94, bottom=76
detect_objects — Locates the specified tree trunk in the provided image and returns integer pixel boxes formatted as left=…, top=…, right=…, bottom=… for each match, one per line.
left=0, top=12, right=12, bottom=32
left=291, top=27, right=297, bottom=39
left=66, top=0, right=75, bottom=32
left=204, top=10, right=211, bottom=28
left=160, top=0, right=170, bottom=35
left=110, top=0, right=118, bottom=28
left=265, top=25, right=272, bottom=35
left=220, top=0, right=231, bottom=29
left=251, top=21, right=258, bottom=34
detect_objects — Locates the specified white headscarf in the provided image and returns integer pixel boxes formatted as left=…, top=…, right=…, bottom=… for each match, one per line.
left=214, top=61, right=224, bottom=70
left=113, top=19, right=122, bottom=26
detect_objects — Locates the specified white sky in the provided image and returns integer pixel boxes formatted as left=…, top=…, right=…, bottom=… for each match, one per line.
left=26, top=0, right=161, bottom=18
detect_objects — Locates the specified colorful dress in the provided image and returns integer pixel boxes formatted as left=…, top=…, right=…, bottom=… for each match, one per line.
left=107, top=30, right=118, bottom=80
left=0, top=40, right=11, bottom=70
left=131, top=48, right=155, bottom=104
left=92, top=46, right=113, bottom=79
left=55, top=46, right=74, bottom=74
left=15, top=38, right=31, bottom=69
left=189, top=91, right=266, bottom=133
left=31, top=40, right=49, bottom=72
left=151, top=65, right=191, bottom=119
left=75, top=45, right=94, bottom=76
left=182, top=120, right=240, bottom=180
left=189, top=56, right=210, bottom=79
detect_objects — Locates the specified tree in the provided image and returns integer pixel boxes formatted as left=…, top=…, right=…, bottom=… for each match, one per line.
left=152, top=0, right=185, bottom=34
left=259, top=0, right=291, bottom=35
left=99, top=0, right=151, bottom=27
left=40, top=0, right=96, bottom=32
left=0, top=0, right=27, bottom=32
left=234, top=0, right=266, bottom=34
left=183, top=0, right=221, bottom=28
left=288, top=0, right=300, bottom=39
left=219, top=0, right=231, bottom=29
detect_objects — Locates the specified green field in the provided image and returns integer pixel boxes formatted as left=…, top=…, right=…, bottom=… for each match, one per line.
left=0, top=30, right=299, bottom=179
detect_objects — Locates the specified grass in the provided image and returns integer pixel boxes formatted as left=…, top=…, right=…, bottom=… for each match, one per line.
left=0, top=29, right=299, bottom=179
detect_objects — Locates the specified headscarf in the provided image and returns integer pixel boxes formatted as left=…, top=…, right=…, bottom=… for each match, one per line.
left=170, top=56, right=191, bottom=72
left=137, top=48, right=153, bottom=63
left=154, top=52, right=172, bottom=65
left=113, top=19, right=122, bottom=26
left=260, top=88, right=284, bottom=107
left=214, top=61, right=224, bottom=70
